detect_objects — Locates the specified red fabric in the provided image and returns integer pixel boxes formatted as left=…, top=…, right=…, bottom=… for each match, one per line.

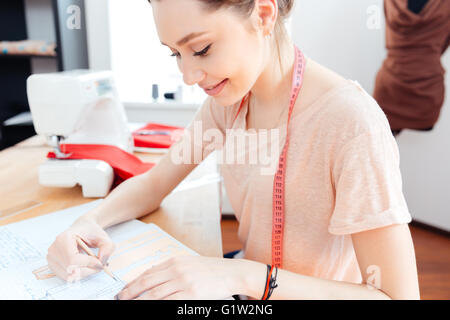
left=132, top=123, right=184, bottom=149
left=47, top=144, right=155, bottom=185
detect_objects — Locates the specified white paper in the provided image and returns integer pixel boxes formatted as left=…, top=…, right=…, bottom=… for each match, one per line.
left=0, top=200, right=198, bottom=300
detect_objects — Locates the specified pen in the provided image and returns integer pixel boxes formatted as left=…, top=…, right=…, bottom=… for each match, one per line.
left=75, top=237, right=119, bottom=282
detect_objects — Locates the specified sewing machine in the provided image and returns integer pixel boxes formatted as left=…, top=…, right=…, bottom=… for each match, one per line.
left=27, top=70, right=133, bottom=198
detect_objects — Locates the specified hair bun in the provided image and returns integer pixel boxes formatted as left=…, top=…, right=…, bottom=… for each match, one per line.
left=278, top=0, right=294, bottom=19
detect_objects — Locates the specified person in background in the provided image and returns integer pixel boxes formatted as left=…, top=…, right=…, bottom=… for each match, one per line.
left=46, top=0, right=420, bottom=300
left=374, top=0, right=450, bottom=137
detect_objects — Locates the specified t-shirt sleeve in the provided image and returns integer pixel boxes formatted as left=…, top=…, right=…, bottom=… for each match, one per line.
left=329, top=130, right=412, bottom=235
left=177, top=96, right=229, bottom=164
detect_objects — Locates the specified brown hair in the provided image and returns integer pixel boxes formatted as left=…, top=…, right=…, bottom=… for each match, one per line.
left=148, top=0, right=295, bottom=72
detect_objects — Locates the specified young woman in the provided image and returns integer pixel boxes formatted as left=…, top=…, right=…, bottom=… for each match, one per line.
left=46, top=0, right=420, bottom=300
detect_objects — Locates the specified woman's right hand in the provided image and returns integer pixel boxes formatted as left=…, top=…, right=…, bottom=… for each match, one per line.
left=46, top=215, right=116, bottom=282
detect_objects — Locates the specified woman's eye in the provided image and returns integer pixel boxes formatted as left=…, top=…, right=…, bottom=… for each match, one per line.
left=170, top=44, right=211, bottom=59
left=193, top=44, right=211, bottom=57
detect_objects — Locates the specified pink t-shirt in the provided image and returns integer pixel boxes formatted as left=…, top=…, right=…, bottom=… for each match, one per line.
left=183, top=79, right=412, bottom=283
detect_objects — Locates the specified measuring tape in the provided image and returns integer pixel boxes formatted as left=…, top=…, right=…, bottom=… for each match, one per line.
left=272, top=46, right=305, bottom=268
left=232, top=46, right=305, bottom=268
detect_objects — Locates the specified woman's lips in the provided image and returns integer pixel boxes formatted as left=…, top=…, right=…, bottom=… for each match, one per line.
left=204, top=79, right=228, bottom=96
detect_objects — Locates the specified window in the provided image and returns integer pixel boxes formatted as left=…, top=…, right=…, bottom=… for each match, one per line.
left=109, top=1, right=206, bottom=104
left=108, top=2, right=292, bottom=104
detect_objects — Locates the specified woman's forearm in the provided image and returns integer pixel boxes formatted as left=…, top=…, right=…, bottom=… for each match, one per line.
left=77, top=146, right=199, bottom=229
left=83, top=172, right=163, bottom=229
left=233, top=259, right=391, bottom=300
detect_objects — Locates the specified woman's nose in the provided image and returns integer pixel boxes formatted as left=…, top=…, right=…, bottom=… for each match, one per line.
left=183, top=70, right=205, bottom=86
left=180, top=61, right=205, bottom=86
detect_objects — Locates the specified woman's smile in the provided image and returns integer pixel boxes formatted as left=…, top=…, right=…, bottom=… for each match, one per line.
left=203, top=78, right=228, bottom=96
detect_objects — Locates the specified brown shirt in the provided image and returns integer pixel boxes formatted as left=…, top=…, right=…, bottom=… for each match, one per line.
left=373, top=0, right=450, bottom=130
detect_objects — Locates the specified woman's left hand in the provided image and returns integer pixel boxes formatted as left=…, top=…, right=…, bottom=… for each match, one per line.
left=115, top=255, right=242, bottom=300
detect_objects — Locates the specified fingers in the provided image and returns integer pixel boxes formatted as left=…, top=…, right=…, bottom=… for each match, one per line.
left=135, top=281, right=180, bottom=300
left=47, top=255, right=71, bottom=280
left=146, top=256, right=182, bottom=273
left=68, top=267, right=101, bottom=282
left=46, top=219, right=116, bottom=282
left=47, top=232, right=79, bottom=278
left=82, top=231, right=115, bottom=265
left=97, top=240, right=116, bottom=265
left=119, top=259, right=171, bottom=292
left=65, top=254, right=104, bottom=282
left=56, top=232, right=80, bottom=256
left=47, top=253, right=103, bottom=282
left=70, top=253, right=104, bottom=269
left=162, top=291, right=188, bottom=300
left=117, top=269, right=173, bottom=300
left=48, top=236, right=103, bottom=282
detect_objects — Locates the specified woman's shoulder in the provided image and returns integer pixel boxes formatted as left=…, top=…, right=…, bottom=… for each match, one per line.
left=324, top=81, right=392, bottom=138
left=300, top=59, right=391, bottom=138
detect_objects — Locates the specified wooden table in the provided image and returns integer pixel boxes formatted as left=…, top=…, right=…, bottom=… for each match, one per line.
left=0, top=135, right=223, bottom=257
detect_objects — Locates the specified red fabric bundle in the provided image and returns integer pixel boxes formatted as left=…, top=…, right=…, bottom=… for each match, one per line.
left=132, top=123, right=184, bottom=149
left=47, top=144, right=155, bottom=185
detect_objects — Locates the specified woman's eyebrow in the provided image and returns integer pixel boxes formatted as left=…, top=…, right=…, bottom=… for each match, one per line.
left=161, top=31, right=207, bottom=47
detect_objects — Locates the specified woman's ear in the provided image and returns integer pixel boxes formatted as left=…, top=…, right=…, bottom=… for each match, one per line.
left=254, top=0, right=278, bottom=36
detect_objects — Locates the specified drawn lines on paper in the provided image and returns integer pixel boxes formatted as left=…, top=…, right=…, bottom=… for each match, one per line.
left=38, top=273, right=126, bottom=300
left=28, top=225, right=196, bottom=299
left=108, top=228, right=196, bottom=282
left=0, top=228, right=42, bottom=270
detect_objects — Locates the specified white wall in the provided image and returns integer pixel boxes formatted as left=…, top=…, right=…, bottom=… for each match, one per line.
left=125, top=102, right=198, bottom=127
left=85, top=0, right=112, bottom=71
left=396, top=51, right=450, bottom=231
left=291, top=0, right=449, bottom=231
left=292, top=0, right=386, bottom=93
left=107, top=1, right=208, bottom=104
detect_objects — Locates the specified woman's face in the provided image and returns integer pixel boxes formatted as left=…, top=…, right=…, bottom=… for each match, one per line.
left=151, top=0, right=266, bottom=106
